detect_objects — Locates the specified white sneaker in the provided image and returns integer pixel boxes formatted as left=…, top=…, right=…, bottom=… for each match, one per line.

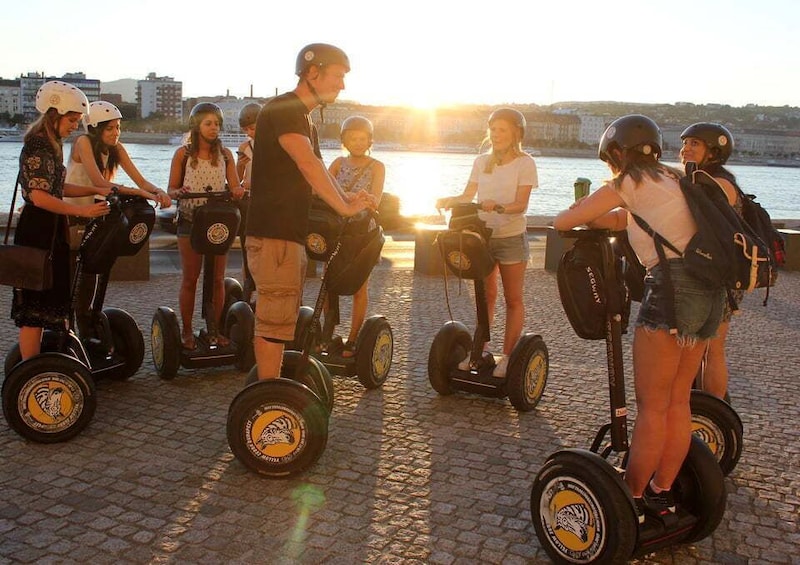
left=492, top=355, right=508, bottom=378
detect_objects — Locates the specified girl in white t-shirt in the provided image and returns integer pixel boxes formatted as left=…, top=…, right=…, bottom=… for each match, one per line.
left=435, top=108, right=538, bottom=378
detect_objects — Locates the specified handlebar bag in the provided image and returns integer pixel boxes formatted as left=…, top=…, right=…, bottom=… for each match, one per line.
left=325, top=225, right=385, bottom=296
left=190, top=200, right=241, bottom=255
left=118, top=197, right=156, bottom=257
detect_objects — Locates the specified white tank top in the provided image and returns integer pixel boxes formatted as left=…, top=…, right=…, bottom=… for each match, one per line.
left=64, top=152, right=108, bottom=206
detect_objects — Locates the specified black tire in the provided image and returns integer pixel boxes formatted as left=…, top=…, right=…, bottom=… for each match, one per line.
left=427, top=321, right=471, bottom=396
left=5, top=331, right=64, bottom=377
left=355, top=316, right=393, bottom=389
left=104, top=307, right=145, bottom=381
left=151, top=307, right=181, bottom=380
left=674, top=435, right=727, bottom=543
left=225, top=301, right=255, bottom=372
left=287, top=306, right=320, bottom=352
left=506, top=334, right=549, bottom=412
left=226, top=379, right=329, bottom=478
left=279, top=351, right=334, bottom=414
left=2, top=353, right=97, bottom=443
left=690, top=390, right=743, bottom=476
left=530, top=449, right=637, bottom=564
left=222, top=277, right=243, bottom=330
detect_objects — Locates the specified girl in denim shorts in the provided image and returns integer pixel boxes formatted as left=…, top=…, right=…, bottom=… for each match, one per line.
left=553, top=114, right=724, bottom=524
left=435, top=108, right=538, bottom=378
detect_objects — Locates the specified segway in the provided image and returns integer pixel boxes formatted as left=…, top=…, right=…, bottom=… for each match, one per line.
left=427, top=203, right=548, bottom=412
left=151, top=190, right=254, bottom=379
left=2, top=192, right=154, bottom=443
left=290, top=202, right=393, bottom=389
left=530, top=229, right=727, bottom=563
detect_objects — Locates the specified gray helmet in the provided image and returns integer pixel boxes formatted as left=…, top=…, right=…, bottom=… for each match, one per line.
left=295, top=43, right=350, bottom=76
left=238, top=102, right=262, bottom=128
left=189, top=102, right=223, bottom=129
left=680, top=122, right=734, bottom=165
left=599, top=114, right=662, bottom=164
left=488, top=108, right=526, bottom=139
left=340, top=115, right=373, bottom=140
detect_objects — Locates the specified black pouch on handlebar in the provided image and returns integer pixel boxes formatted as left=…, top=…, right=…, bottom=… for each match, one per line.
left=80, top=212, right=128, bottom=274
left=190, top=199, right=241, bottom=255
left=118, top=197, right=156, bottom=257
left=557, top=237, right=630, bottom=340
left=436, top=204, right=495, bottom=281
left=325, top=222, right=385, bottom=296
left=306, top=198, right=344, bottom=261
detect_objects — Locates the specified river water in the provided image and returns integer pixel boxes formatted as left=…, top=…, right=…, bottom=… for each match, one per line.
left=1, top=141, right=799, bottom=221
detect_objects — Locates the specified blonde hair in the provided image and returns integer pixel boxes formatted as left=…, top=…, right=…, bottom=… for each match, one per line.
left=479, top=122, right=525, bottom=174
left=24, top=108, right=66, bottom=160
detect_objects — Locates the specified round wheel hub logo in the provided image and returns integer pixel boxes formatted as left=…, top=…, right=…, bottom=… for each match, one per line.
left=18, top=373, right=84, bottom=432
left=129, top=222, right=149, bottom=245
left=372, top=330, right=393, bottom=376
left=151, top=324, right=164, bottom=367
left=541, top=477, right=604, bottom=560
left=245, top=405, right=307, bottom=464
left=525, top=352, right=547, bottom=401
left=692, top=417, right=721, bottom=457
left=207, top=223, right=230, bottom=245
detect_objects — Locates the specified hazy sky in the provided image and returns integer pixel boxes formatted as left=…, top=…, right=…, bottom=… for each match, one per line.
left=3, top=0, right=798, bottom=108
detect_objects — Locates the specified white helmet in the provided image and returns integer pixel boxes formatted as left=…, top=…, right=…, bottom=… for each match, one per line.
left=87, top=101, right=123, bottom=128
left=35, top=80, right=90, bottom=116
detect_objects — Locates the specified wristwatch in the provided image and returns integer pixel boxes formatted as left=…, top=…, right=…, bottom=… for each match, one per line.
left=494, top=204, right=505, bottom=214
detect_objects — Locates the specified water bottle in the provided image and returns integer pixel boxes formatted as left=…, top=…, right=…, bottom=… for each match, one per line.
left=574, top=177, right=591, bottom=201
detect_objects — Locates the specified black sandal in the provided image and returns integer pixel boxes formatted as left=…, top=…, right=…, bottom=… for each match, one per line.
left=342, top=341, right=356, bottom=358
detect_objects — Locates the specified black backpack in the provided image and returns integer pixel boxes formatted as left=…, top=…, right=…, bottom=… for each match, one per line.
left=737, top=186, right=785, bottom=274
left=557, top=236, right=630, bottom=340
left=633, top=167, right=775, bottom=296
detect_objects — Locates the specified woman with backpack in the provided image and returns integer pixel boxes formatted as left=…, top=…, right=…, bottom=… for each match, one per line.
left=679, top=123, right=742, bottom=400
left=553, top=114, right=725, bottom=524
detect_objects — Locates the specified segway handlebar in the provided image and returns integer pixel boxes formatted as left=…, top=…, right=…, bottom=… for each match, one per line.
left=175, top=188, right=235, bottom=201
left=558, top=227, right=626, bottom=240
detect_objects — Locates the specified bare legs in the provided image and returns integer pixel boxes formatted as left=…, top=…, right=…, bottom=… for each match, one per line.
left=699, top=320, right=730, bottom=399
left=177, top=237, right=228, bottom=347
left=625, top=327, right=707, bottom=497
left=483, top=261, right=526, bottom=355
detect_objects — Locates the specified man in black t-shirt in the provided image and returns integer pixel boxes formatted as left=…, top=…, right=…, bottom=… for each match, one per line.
left=246, top=43, right=374, bottom=380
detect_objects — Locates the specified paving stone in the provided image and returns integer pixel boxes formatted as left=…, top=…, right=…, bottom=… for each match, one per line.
left=0, top=257, right=798, bottom=564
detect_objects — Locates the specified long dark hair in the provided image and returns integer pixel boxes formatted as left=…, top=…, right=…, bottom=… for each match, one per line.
left=24, top=109, right=64, bottom=160
left=85, top=123, right=121, bottom=180
left=186, top=111, right=224, bottom=170
left=610, top=150, right=683, bottom=189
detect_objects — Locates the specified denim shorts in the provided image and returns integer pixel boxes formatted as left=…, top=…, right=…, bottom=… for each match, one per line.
left=637, top=259, right=724, bottom=343
left=176, top=218, right=192, bottom=238
left=488, top=233, right=529, bottom=265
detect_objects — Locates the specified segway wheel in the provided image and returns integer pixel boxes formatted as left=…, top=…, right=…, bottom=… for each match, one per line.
left=2, top=353, right=97, bottom=443
left=673, top=435, right=727, bottom=543
left=690, top=390, right=743, bottom=476
left=5, top=332, right=82, bottom=376
left=355, top=316, right=393, bottom=389
left=104, top=307, right=145, bottom=380
left=287, top=306, right=320, bottom=352
left=225, top=301, right=255, bottom=372
left=530, top=449, right=637, bottom=564
left=151, top=307, right=181, bottom=379
left=222, top=277, right=243, bottom=327
left=506, top=334, right=549, bottom=412
left=227, top=378, right=329, bottom=478
left=245, top=353, right=334, bottom=414
left=427, top=321, right=471, bottom=395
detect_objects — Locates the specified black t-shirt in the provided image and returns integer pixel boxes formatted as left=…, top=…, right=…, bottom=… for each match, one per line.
left=245, top=92, right=321, bottom=244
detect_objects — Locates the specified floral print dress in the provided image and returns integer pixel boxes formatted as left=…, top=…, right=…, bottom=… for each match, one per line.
left=11, top=135, right=71, bottom=330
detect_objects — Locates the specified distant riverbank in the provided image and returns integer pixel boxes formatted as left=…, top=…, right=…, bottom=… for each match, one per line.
left=116, top=132, right=800, bottom=168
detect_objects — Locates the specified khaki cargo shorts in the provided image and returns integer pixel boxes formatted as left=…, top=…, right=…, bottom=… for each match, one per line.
left=245, top=236, right=306, bottom=341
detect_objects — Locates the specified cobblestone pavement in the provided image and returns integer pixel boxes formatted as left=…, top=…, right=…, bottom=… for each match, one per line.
left=0, top=247, right=798, bottom=564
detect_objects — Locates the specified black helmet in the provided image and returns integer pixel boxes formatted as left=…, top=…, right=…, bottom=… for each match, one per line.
left=340, top=115, right=373, bottom=140
left=189, top=102, right=223, bottom=129
left=680, top=122, right=734, bottom=165
left=488, top=108, right=526, bottom=139
left=599, top=114, right=662, bottom=164
left=295, top=43, right=350, bottom=76
left=238, top=102, right=262, bottom=128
